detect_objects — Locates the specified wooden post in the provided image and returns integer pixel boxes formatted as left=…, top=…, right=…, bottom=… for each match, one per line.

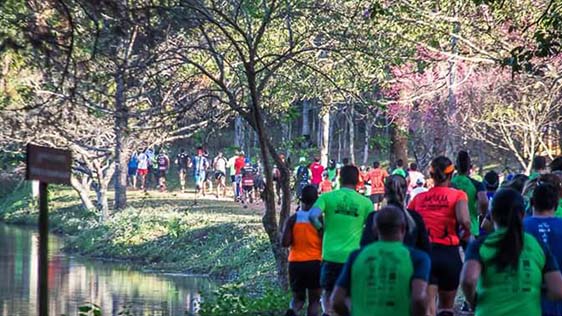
left=38, top=182, right=49, bottom=316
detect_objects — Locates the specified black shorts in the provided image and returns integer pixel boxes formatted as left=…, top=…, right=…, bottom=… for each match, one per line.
left=289, top=261, right=321, bottom=292
left=429, top=244, right=462, bottom=291
left=242, top=185, right=253, bottom=192
left=370, top=193, right=384, bottom=204
left=215, top=171, right=225, bottom=180
left=230, top=175, right=236, bottom=183
left=320, top=261, right=344, bottom=292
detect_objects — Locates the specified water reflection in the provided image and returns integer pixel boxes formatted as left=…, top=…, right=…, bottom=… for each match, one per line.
left=0, top=224, right=209, bottom=316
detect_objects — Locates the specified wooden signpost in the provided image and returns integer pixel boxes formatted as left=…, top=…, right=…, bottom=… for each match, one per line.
left=26, top=144, right=71, bottom=316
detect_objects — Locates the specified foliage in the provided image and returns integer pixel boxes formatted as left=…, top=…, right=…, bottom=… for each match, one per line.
left=200, top=283, right=289, bottom=316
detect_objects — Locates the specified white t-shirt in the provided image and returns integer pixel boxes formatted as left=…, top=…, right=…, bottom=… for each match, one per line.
left=408, top=171, right=425, bottom=192
left=214, top=156, right=227, bottom=173
left=410, top=186, right=428, bottom=201
left=137, top=153, right=149, bottom=169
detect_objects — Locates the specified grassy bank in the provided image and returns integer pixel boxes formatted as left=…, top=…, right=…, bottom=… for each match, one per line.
left=0, top=183, right=278, bottom=289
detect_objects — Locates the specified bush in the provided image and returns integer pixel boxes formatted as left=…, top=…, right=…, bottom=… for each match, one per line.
left=200, top=283, right=289, bottom=316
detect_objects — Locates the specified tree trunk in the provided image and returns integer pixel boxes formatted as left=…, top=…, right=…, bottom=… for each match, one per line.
left=113, top=70, right=128, bottom=210
left=320, top=107, right=330, bottom=166
left=246, top=65, right=288, bottom=289
left=391, top=122, right=408, bottom=165
left=96, top=184, right=109, bottom=220
left=337, top=118, right=342, bottom=162
left=363, top=120, right=371, bottom=165
left=302, top=100, right=311, bottom=145
left=70, top=176, right=95, bottom=210
left=348, top=105, right=355, bottom=164
left=234, top=115, right=244, bottom=149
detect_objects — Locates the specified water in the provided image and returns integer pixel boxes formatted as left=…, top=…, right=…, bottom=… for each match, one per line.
left=0, top=223, right=211, bottom=316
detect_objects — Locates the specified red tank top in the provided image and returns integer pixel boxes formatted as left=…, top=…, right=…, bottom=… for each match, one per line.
left=407, top=186, right=467, bottom=246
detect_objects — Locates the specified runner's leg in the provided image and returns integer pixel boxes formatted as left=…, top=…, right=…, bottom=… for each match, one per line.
left=307, top=289, right=322, bottom=316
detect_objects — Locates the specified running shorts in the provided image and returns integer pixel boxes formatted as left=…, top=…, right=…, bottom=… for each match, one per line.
left=215, top=171, right=226, bottom=180
left=230, top=175, right=236, bottom=183
left=242, top=185, right=253, bottom=193
left=370, top=193, right=384, bottom=204
left=289, top=260, right=321, bottom=292
left=194, top=173, right=206, bottom=186
left=137, top=169, right=148, bottom=176
left=128, top=167, right=137, bottom=176
left=320, top=261, right=344, bottom=292
left=429, top=244, right=462, bottom=291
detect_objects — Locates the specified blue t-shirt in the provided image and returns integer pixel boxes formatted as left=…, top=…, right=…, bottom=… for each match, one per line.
left=192, top=155, right=208, bottom=176
left=128, top=154, right=138, bottom=169
left=524, top=216, right=562, bottom=316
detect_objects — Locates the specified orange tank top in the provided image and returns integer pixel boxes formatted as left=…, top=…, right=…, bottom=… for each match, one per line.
left=288, top=210, right=323, bottom=262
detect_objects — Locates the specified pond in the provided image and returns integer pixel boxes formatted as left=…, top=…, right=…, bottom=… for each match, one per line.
left=0, top=223, right=211, bottom=316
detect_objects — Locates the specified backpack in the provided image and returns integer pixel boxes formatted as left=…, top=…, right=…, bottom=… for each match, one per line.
left=296, top=165, right=309, bottom=182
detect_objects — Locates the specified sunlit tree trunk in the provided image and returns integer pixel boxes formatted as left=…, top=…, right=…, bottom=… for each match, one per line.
left=320, top=107, right=330, bottom=166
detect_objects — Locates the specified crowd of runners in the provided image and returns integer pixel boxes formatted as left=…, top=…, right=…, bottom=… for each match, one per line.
left=125, top=145, right=562, bottom=316
left=281, top=152, right=562, bottom=316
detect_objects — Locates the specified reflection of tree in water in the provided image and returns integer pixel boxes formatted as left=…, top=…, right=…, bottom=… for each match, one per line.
left=0, top=224, right=210, bottom=316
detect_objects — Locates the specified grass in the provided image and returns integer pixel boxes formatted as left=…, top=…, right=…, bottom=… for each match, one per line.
left=0, top=184, right=278, bottom=289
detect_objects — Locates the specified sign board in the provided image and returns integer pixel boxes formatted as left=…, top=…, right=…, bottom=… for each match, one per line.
left=26, top=144, right=71, bottom=185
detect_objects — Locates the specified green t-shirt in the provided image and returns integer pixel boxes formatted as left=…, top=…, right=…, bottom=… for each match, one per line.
left=327, top=168, right=337, bottom=182
left=466, top=230, right=559, bottom=316
left=392, top=168, right=407, bottom=178
left=313, top=188, right=373, bottom=263
left=452, top=174, right=484, bottom=236
left=336, top=241, right=430, bottom=316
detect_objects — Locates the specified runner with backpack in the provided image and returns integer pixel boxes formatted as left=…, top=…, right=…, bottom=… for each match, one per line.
left=294, top=157, right=311, bottom=200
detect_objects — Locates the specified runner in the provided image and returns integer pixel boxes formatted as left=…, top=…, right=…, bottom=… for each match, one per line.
left=451, top=150, right=488, bottom=238
left=480, top=170, right=500, bottom=234
left=461, top=189, right=562, bottom=316
left=176, top=149, right=191, bottom=192
left=136, top=149, right=149, bottom=191
left=308, top=165, right=373, bottom=316
left=409, top=178, right=427, bottom=202
left=273, top=154, right=286, bottom=205
left=366, top=161, right=388, bottom=211
left=281, top=185, right=322, bottom=316
left=213, top=152, right=228, bottom=198
left=294, top=157, right=311, bottom=199
left=156, top=150, right=170, bottom=192
left=128, top=150, right=139, bottom=189
left=361, top=174, right=430, bottom=253
left=392, top=159, right=408, bottom=178
left=524, top=181, right=562, bottom=316
left=331, top=206, right=430, bottom=316
left=326, top=159, right=337, bottom=183
left=529, top=155, right=548, bottom=180
left=191, top=147, right=209, bottom=196
left=407, top=163, right=424, bottom=195
left=356, top=166, right=367, bottom=195
left=319, top=172, right=332, bottom=194
left=227, top=151, right=239, bottom=200
left=309, top=156, right=325, bottom=190
left=407, top=156, right=471, bottom=316
left=240, top=158, right=256, bottom=207
left=234, top=151, right=246, bottom=201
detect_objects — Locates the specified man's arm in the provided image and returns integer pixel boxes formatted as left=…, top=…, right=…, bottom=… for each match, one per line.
left=280, top=215, right=296, bottom=247
left=455, top=199, right=472, bottom=240
left=309, top=207, right=323, bottom=230
left=309, top=195, right=325, bottom=230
